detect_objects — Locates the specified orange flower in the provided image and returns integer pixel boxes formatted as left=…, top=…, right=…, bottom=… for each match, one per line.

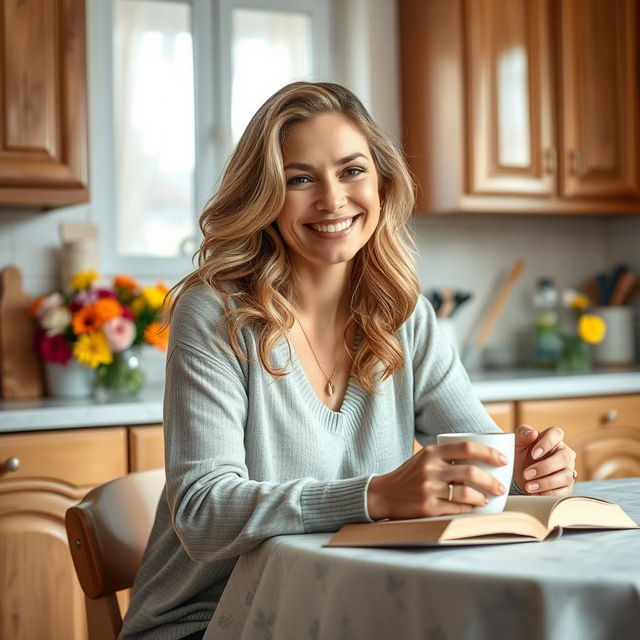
left=72, top=306, right=102, bottom=335
left=93, top=298, right=122, bottom=325
left=29, top=296, right=46, bottom=318
left=144, top=322, right=169, bottom=350
left=114, top=275, right=139, bottom=291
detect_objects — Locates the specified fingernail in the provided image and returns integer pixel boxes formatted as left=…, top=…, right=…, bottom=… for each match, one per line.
left=499, top=454, right=508, bottom=464
left=524, top=468, right=537, bottom=480
left=527, top=482, right=539, bottom=492
left=498, top=484, right=506, bottom=494
left=522, top=429, right=533, bottom=438
left=532, top=447, right=544, bottom=459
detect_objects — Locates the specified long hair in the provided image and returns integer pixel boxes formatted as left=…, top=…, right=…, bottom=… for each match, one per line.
left=171, top=81, right=419, bottom=392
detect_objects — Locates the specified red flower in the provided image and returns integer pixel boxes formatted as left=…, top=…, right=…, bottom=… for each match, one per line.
left=38, top=333, right=73, bottom=364
left=121, top=306, right=135, bottom=321
left=97, top=289, right=117, bottom=299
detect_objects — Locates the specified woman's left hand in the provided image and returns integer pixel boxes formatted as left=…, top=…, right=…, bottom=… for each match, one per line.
left=513, top=424, right=577, bottom=496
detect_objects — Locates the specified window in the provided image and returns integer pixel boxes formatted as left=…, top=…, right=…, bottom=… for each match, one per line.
left=88, top=0, right=330, bottom=277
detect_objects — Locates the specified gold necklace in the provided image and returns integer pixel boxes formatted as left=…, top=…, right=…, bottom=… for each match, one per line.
left=296, top=318, right=338, bottom=396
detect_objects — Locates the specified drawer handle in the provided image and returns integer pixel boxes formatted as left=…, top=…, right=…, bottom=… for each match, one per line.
left=3, top=457, right=20, bottom=472
left=602, top=409, right=619, bottom=425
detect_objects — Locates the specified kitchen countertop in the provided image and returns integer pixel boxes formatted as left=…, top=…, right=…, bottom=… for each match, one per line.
left=1, top=368, right=640, bottom=433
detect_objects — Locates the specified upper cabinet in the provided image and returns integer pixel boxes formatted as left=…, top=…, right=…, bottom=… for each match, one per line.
left=0, top=0, right=89, bottom=209
left=399, top=0, right=640, bottom=214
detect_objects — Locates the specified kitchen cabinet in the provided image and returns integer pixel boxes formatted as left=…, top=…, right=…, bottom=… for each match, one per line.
left=484, top=401, right=516, bottom=432
left=0, top=428, right=127, bottom=640
left=518, top=393, right=640, bottom=479
left=399, top=0, right=640, bottom=214
left=0, top=0, right=89, bottom=208
left=129, top=424, right=165, bottom=471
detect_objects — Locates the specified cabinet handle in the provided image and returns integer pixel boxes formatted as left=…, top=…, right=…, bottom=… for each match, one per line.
left=602, top=409, right=619, bottom=426
left=569, top=149, right=582, bottom=175
left=544, top=148, right=557, bottom=174
left=3, top=457, right=20, bottom=472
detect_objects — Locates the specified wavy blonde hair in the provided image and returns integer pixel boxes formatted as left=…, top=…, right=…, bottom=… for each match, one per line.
left=172, top=81, right=419, bottom=392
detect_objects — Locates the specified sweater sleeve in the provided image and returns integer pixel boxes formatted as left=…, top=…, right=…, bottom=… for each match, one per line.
left=163, top=290, right=371, bottom=563
left=410, top=296, right=498, bottom=444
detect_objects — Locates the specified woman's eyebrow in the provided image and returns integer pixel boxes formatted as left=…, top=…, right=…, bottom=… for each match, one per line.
left=283, top=152, right=368, bottom=172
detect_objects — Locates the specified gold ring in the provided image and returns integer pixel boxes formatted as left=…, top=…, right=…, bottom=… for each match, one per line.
left=448, top=483, right=454, bottom=502
left=571, top=469, right=578, bottom=480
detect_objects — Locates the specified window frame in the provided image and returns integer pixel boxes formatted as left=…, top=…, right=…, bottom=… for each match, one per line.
left=87, top=0, right=330, bottom=279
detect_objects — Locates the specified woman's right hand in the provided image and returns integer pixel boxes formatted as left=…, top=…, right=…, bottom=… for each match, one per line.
left=367, top=442, right=509, bottom=520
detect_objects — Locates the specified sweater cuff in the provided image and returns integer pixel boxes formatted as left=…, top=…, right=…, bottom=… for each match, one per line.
left=300, top=475, right=373, bottom=532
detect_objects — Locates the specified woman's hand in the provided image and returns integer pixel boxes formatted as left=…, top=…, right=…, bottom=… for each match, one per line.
left=367, top=442, right=508, bottom=520
left=513, top=424, right=577, bottom=496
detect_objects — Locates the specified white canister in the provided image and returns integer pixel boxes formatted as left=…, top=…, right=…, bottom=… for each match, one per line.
left=593, top=306, right=635, bottom=367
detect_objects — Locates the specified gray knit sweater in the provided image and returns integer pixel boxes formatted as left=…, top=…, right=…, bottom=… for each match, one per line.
left=119, top=286, right=498, bottom=640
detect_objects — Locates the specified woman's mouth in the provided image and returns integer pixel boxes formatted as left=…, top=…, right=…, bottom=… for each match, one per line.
left=306, top=214, right=361, bottom=235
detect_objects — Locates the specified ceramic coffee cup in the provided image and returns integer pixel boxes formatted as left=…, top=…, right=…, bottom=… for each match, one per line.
left=436, top=432, right=515, bottom=514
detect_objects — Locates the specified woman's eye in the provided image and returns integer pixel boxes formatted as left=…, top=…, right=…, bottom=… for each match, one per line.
left=343, top=166, right=366, bottom=178
left=287, top=175, right=311, bottom=186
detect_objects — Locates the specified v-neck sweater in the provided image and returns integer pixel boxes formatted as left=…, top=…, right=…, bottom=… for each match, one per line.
left=119, top=285, right=499, bottom=640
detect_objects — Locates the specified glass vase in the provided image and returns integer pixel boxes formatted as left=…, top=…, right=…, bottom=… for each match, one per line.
left=556, top=335, right=592, bottom=373
left=96, top=347, right=145, bottom=399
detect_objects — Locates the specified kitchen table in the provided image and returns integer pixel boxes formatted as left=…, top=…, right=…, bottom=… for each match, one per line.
left=205, top=478, right=640, bottom=640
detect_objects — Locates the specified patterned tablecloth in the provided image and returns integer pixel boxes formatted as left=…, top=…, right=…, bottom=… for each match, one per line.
left=204, top=478, right=640, bottom=640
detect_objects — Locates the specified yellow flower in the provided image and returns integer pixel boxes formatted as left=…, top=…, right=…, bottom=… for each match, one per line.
left=70, top=269, right=99, bottom=292
left=72, top=331, right=113, bottom=368
left=141, top=286, right=167, bottom=311
left=578, top=314, right=606, bottom=345
left=570, top=294, right=590, bottom=311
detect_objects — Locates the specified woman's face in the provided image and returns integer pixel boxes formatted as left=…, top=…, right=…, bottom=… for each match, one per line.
left=276, top=112, right=381, bottom=269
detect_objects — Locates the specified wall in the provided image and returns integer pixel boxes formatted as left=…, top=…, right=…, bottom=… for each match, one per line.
left=1, top=0, right=638, bottom=367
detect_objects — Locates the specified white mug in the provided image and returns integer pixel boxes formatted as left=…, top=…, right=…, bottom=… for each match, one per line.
left=436, top=432, right=515, bottom=514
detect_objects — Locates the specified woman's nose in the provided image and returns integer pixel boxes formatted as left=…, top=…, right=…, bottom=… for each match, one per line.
left=316, top=179, right=347, bottom=212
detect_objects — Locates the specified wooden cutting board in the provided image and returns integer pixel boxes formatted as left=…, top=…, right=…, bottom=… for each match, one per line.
left=0, top=265, right=44, bottom=398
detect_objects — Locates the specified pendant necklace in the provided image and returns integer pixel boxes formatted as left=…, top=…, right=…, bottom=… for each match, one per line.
left=296, top=318, right=338, bottom=396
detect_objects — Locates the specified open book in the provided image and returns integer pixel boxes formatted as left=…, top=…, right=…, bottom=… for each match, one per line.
left=327, top=495, right=638, bottom=547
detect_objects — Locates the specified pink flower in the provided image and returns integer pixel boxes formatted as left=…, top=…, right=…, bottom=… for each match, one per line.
left=36, top=292, right=64, bottom=319
left=102, top=316, right=136, bottom=353
left=73, top=289, right=99, bottom=309
left=38, top=333, right=73, bottom=364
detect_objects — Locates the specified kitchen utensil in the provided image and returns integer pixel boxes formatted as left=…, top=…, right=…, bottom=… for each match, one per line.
left=437, top=287, right=455, bottom=318
left=583, top=278, right=600, bottom=306
left=451, top=291, right=472, bottom=317
left=0, top=265, right=44, bottom=398
left=595, top=272, right=612, bottom=306
left=463, top=259, right=525, bottom=370
left=610, top=270, right=637, bottom=306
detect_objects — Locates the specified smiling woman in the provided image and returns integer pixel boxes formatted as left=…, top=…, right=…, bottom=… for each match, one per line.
left=118, top=82, right=576, bottom=640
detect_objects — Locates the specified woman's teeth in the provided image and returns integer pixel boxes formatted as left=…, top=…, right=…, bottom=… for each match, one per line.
left=309, top=216, right=355, bottom=234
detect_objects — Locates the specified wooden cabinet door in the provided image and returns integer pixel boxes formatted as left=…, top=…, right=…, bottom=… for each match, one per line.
left=465, top=0, right=555, bottom=196
left=518, top=394, right=640, bottom=481
left=0, top=428, right=127, bottom=640
left=484, top=401, right=516, bottom=432
left=129, top=424, right=165, bottom=471
left=559, top=0, right=639, bottom=200
left=0, top=0, right=89, bottom=208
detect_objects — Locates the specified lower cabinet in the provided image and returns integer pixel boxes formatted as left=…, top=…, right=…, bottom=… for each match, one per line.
left=0, top=428, right=127, bottom=640
left=518, top=394, right=640, bottom=480
left=484, top=402, right=516, bottom=432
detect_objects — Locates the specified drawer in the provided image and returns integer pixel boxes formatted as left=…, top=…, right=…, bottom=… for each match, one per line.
left=518, top=394, right=640, bottom=444
left=0, top=427, right=127, bottom=487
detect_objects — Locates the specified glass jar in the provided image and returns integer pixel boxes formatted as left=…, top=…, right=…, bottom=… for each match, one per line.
left=96, top=347, right=145, bottom=398
left=556, top=335, right=592, bottom=373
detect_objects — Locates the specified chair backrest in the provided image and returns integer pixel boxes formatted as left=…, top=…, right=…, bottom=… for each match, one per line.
left=66, top=468, right=165, bottom=640
left=573, top=426, right=640, bottom=480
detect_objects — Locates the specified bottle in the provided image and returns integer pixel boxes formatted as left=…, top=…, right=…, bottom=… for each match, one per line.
left=533, top=278, right=562, bottom=368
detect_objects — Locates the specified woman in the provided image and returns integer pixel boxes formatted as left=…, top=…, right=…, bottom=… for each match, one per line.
left=119, top=82, right=576, bottom=640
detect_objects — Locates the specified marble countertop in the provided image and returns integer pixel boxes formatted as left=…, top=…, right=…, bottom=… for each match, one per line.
left=1, top=368, right=640, bottom=434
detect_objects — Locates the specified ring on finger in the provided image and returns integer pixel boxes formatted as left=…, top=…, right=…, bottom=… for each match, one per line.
left=447, top=483, right=454, bottom=502
left=570, top=468, right=577, bottom=480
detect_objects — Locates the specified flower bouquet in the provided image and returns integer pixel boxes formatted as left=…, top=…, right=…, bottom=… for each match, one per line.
left=31, top=270, right=170, bottom=397
left=558, top=290, right=607, bottom=372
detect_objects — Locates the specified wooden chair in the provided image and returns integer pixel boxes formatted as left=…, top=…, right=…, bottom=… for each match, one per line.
left=573, top=426, right=640, bottom=480
left=65, top=468, right=165, bottom=640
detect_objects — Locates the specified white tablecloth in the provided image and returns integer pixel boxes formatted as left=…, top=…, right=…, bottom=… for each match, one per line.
left=205, top=479, right=640, bottom=640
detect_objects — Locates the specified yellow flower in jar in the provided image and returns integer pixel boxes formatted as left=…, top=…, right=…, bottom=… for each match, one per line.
left=578, top=314, right=606, bottom=345
left=72, top=331, right=113, bottom=368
